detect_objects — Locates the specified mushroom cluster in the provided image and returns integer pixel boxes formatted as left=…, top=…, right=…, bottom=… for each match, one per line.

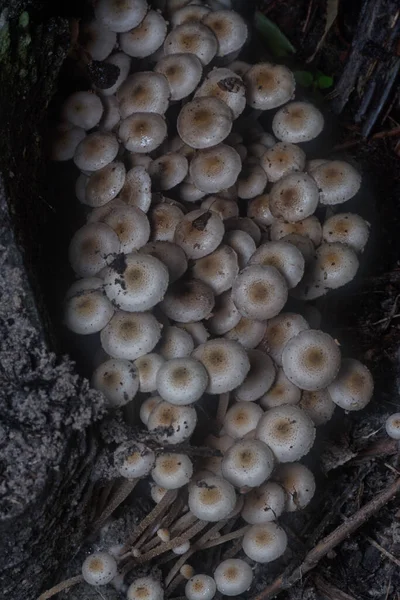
left=47, top=1, right=375, bottom=599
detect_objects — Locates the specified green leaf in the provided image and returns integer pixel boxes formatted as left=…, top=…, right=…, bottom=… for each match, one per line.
left=254, top=11, right=296, bottom=57
left=294, top=70, right=314, bottom=87
left=316, top=73, right=333, bottom=89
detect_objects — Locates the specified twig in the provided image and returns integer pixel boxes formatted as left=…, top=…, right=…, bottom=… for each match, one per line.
left=251, top=477, right=400, bottom=600
left=313, top=574, right=358, bottom=600
left=364, top=535, right=400, bottom=568
left=37, top=575, right=83, bottom=600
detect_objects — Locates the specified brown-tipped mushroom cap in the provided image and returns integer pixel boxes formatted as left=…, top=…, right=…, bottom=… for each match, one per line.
left=119, top=113, right=167, bottom=153
left=160, top=279, right=215, bottom=323
left=311, top=160, right=361, bottom=205
left=232, top=265, right=288, bottom=321
left=194, top=67, right=246, bottom=119
left=177, top=97, right=232, bottom=149
left=269, top=172, right=319, bottom=223
left=259, top=312, right=310, bottom=366
left=260, top=367, right=301, bottom=409
left=244, top=63, right=295, bottom=110
left=155, top=53, right=203, bottom=101
left=192, top=338, right=250, bottom=394
left=272, top=101, right=324, bottom=143
left=174, top=209, right=225, bottom=259
left=203, top=10, right=248, bottom=57
left=117, top=72, right=170, bottom=119
left=322, top=212, right=370, bottom=253
left=189, top=144, right=242, bottom=193
left=120, top=10, right=167, bottom=58
left=260, top=142, right=306, bottom=183
left=249, top=241, right=305, bottom=289
left=312, top=242, right=359, bottom=290
left=95, top=0, right=148, bottom=32
left=149, top=153, right=188, bottom=191
left=270, top=215, right=322, bottom=246
left=192, top=244, right=239, bottom=296
left=327, top=358, right=373, bottom=411
left=164, top=22, right=218, bottom=65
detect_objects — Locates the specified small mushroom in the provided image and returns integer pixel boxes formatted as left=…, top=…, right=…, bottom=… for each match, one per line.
left=249, top=241, right=305, bottom=289
left=185, top=575, right=216, bottom=600
left=260, top=142, right=306, bottom=182
left=119, top=112, right=167, bottom=153
left=150, top=202, right=185, bottom=242
left=300, top=389, right=336, bottom=425
left=312, top=242, right=359, bottom=290
left=95, top=0, right=148, bottom=33
left=207, top=290, right=241, bottom=335
left=140, top=241, right=188, bottom=283
left=62, top=91, right=104, bottom=130
left=103, top=205, right=150, bottom=252
left=322, top=213, right=370, bottom=253
left=235, top=349, right=276, bottom=402
left=164, top=22, right=218, bottom=65
left=222, top=439, right=274, bottom=488
left=203, top=10, right=248, bottom=57
left=74, top=131, right=119, bottom=172
left=189, top=144, right=242, bottom=193
left=244, top=62, right=295, bottom=110
left=327, top=358, right=373, bottom=411
left=100, top=310, right=162, bottom=360
left=270, top=215, right=322, bottom=246
left=225, top=316, right=266, bottom=349
left=147, top=400, right=197, bottom=444
left=232, top=265, right=288, bottom=321
left=247, top=194, right=275, bottom=228
left=188, top=475, right=236, bottom=521
left=158, top=325, right=194, bottom=359
left=224, top=230, right=256, bottom=269
left=156, top=357, right=209, bottom=404
left=385, top=413, right=400, bottom=440
left=269, top=172, right=319, bottom=223
left=174, top=209, right=225, bottom=259
left=223, top=401, right=264, bottom=439
left=259, top=312, right=310, bottom=366
left=135, top=353, right=165, bottom=393
left=272, top=101, right=324, bottom=143
left=80, top=19, right=117, bottom=61
left=69, top=222, right=120, bottom=277
left=119, top=166, right=152, bottom=212
left=99, top=52, right=131, bottom=96
left=149, top=153, right=188, bottom=190
left=160, top=279, right=215, bottom=323
left=274, top=462, right=316, bottom=512
left=241, top=481, right=286, bottom=524
left=214, top=559, right=253, bottom=596
left=64, top=288, right=114, bottom=335
left=192, top=338, right=250, bottom=394
left=311, top=160, right=361, bottom=205
left=152, top=453, right=193, bottom=489
left=260, top=368, right=301, bottom=409
left=192, top=244, right=239, bottom=295
left=155, top=53, right=203, bottom=101
left=194, top=67, right=246, bottom=119
left=120, top=10, right=167, bottom=58
left=127, top=578, right=163, bottom=600
left=242, top=522, right=287, bottom=563
left=82, top=552, right=117, bottom=586
left=84, top=161, right=126, bottom=207
left=177, top=97, right=233, bottom=149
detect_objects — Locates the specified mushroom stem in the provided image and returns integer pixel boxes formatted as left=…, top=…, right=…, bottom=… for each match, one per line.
left=216, top=392, right=230, bottom=429
left=135, top=496, right=185, bottom=552
left=170, top=510, right=197, bottom=535
left=37, top=575, right=83, bottom=600
left=199, top=524, right=250, bottom=550
left=95, top=480, right=116, bottom=518
left=92, top=478, right=138, bottom=532
left=136, top=518, right=208, bottom=563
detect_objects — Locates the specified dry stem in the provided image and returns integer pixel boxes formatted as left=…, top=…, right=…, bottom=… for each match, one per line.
left=91, top=478, right=138, bottom=532
left=37, top=575, right=83, bottom=600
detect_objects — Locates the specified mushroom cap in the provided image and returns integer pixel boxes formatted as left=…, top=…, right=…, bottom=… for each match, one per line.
left=152, top=452, right=193, bottom=489
left=300, top=389, right=336, bottom=425
left=178, top=181, right=206, bottom=203
left=92, top=358, right=139, bottom=407
left=177, top=97, right=232, bottom=149
left=214, top=559, right=253, bottom=596
left=119, top=166, right=152, bottom=212
left=192, top=338, right=250, bottom=394
left=385, top=413, right=400, bottom=440
left=155, top=53, right=203, bottom=101
left=259, top=312, right=310, bottom=366
left=194, top=67, right=246, bottom=119
left=228, top=60, right=251, bottom=77
left=249, top=241, right=305, bottom=289
left=140, top=395, right=163, bottom=426
left=100, top=310, right=162, bottom=360
left=158, top=325, right=195, bottom=359
left=120, top=10, right=167, bottom=58
left=260, top=367, right=301, bottom=409
left=74, top=131, right=119, bottom=172
left=177, top=321, right=209, bottom=346
left=100, top=52, right=131, bottom=96
left=237, top=164, right=268, bottom=200
left=224, top=216, right=261, bottom=245
left=270, top=215, right=322, bottom=246
left=103, top=205, right=150, bottom=253
left=147, top=400, right=197, bottom=444
left=232, top=264, right=288, bottom=321
left=117, top=71, right=170, bottom=118
left=79, top=19, right=117, bottom=61
left=311, top=160, right=361, bottom=205
left=164, top=22, right=218, bottom=65
left=114, top=441, right=155, bottom=479
left=69, top=222, right=120, bottom=277
left=189, top=144, right=242, bottom=194
left=62, top=91, right=104, bottom=130
left=188, top=475, right=236, bottom=521
left=99, top=94, right=121, bottom=131
left=135, top=353, right=165, bottom=393
left=119, top=112, right=167, bottom=153
left=224, top=229, right=256, bottom=270
left=82, top=552, right=117, bottom=586
left=84, top=161, right=126, bottom=207
left=312, top=242, right=359, bottom=290
left=241, top=481, right=286, bottom=524
left=185, top=575, right=216, bottom=600
left=50, top=123, right=86, bottom=161
left=327, top=358, right=373, bottom=411
left=156, top=357, right=209, bottom=404
left=150, top=483, right=167, bottom=504
left=274, top=462, right=316, bottom=511
left=235, top=349, right=276, bottom=402
left=207, top=290, right=241, bottom=335
left=192, top=244, right=239, bottom=295
left=222, top=439, right=274, bottom=488
left=269, top=172, right=319, bottom=223
left=244, top=62, right=295, bottom=110
left=140, top=241, right=188, bottom=283
left=95, top=0, right=148, bottom=32
left=223, top=401, right=264, bottom=439
left=64, top=289, right=114, bottom=335
left=149, top=153, right=189, bottom=191
left=203, top=433, right=235, bottom=476
left=150, top=202, right=185, bottom=242
left=160, top=279, right=215, bottom=323
left=322, top=212, right=370, bottom=253
left=282, top=329, right=341, bottom=391
left=174, top=209, right=225, bottom=259
left=103, top=252, right=169, bottom=312
left=201, top=196, right=239, bottom=220
left=242, top=522, right=288, bottom=563
left=256, top=404, right=316, bottom=462
left=65, top=276, right=104, bottom=299
left=127, top=577, right=164, bottom=600
left=171, top=4, right=211, bottom=27
left=225, top=316, right=266, bottom=349
left=272, top=101, right=324, bottom=143
left=260, top=142, right=306, bottom=183
left=280, top=233, right=315, bottom=263
left=203, top=10, right=247, bottom=56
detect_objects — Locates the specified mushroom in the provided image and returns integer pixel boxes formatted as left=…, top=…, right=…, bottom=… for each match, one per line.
left=282, top=329, right=341, bottom=391
left=270, top=215, right=322, bottom=246
left=99, top=95, right=121, bottom=131
left=150, top=202, right=185, bottom=242
left=207, top=290, right=241, bottom=335
left=177, top=97, right=233, bottom=149
left=260, top=142, right=306, bottom=182
left=192, top=338, right=250, bottom=394
left=174, top=209, right=225, bottom=259
left=274, top=462, right=316, bottom=511
left=62, top=91, right=104, bottom=130
left=260, top=367, right=301, bottom=409
left=94, top=0, right=148, bottom=33
left=225, top=317, right=266, bottom=349
left=100, top=310, right=162, bottom=360
left=222, top=401, right=264, bottom=439
left=156, top=357, right=209, bottom=404
left=155, top=53, right=203, bottom=101
left=312, top=242, right=359, bottom=290
left=147, top=400, right=197, bottom=444
left=189, top=144, right=242, bottom=193
left=74, top=131, right=119, bottom=172
left=152, top=453, right=193, bottom=489
left=68, top=222, right=120, bottom=277
left=280, top=233, right=315, bottom=263
left=164, top=22, right=218, bottom=65
left=119, top=166, right=152, bottom=212
left=79, top=19, right=117, bottom=61
left=224, top=230, right=256, bottom=269
left=171, top=4, right=211, bottom=26
left=188, top=475, right=236, bottom=521
left=228, top=59, right=251, bottom=77
left=201, top=196, right=239, bottom=220
left=241, top=481, right=286, bottom=524
left=119, top=112, right=167, bottom=153
left=203, top=10, right=248, bottom=56
left=115, top=441, right=155, bottom=479
left=272, top=101, right=324, bottom=143
left=185, top=575, right=216, bottom=600
left=231, top=264, right=288, bottom=321
left=214, top=559, right=253, bottom=596
left=50, top=123, right=86, bottom=162
left=235, top=349, right=276, bottom=402
left=194, top=67, right=246, bottom=119
left=385, top=413, right=400, bottom=440
left=300, top=389, right=336, bottom=425
left=192, top=244, right=239, bottom=295
left=140, top=241, right=188, bottom=283
left=322, top=212, right=370, bottom=253
left=244, top=62, right=295, bottom=110
left=237, top=164, right=268, bottom=200
left=82, top=552, right=117, bottom=586
left=269, top=172, right=320, bottom=223
left=100, top=52, right=131, bottom=96
left=177, top=321, right=209, bottom=346
left=259, top=312, right=310, bottom=366
left=222, top=439, right=274, bottom=488
left=225, top=217, right=261, bottom=245
left=242, top=522, right=287, bottom=563
left=256, top=404, right=316, bottom=462
left=140, top=395, right=163, bottom=426
left=64, top=288, right=114, bottom=335
left=127, top=578, right=164, bottom=600
left=150, top=483, right=168, bottom=504
left=118, top=71, right=171, bottom=118
left=84, top=161, right=126, bottom=207
left=135, top=353, right=165, bottom=393
left=103, top=205, right=150, bottom=252
left=161, top=278, right=214, bottom=323
left=327, top=358, right=373, bottom=411
left=149, top=153, right=188, bottom=190
left=120, top=10, right=167, bottom=58
left=311, top=160, right=361, bottom=205
left=249, top=241, right=305, bottom=289
left=178, top=181, right=206, bottom=203
left=158, top=325, right=195, bottom=359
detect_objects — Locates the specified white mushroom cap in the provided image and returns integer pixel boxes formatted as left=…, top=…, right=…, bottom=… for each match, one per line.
left=242, top=522, right=287, bottom=563
left=62, top=91, right=103, bottom=130
left=237, top=165, right=268, bottom=200
left=174, top=209, right=225, bottom=259
left=127, top=152, right=152, bottom=168
left=306, top=158, right=328, bottom=172
left=185, top=575, right=216, bottom=600
left=311, top=160, right=361, bottom=205
left=119, top=166, right=152, bottom=212
left=194, top=68, right=246, bottom=119
left=135, top=353, right=165, bottom=393
left=190, top=144, right=242, bottom=193
left=140, top=241, right=187, bottom=283
left=192, top=245, right=239, bottom=295
left=103, top=205, right=150, bottom=253
left=274, top=462, right=316, bottom=511
left=82, top=552, right=117, bottom=586
left=64, top=289, right=114, bottom=334
left=222, top=439, right=274, bottom=488
left=327, top=358, right=373, bottom=411
left=119, top=113, right=167, bottom=153
left=177, top=321, right=209, bottom=346
left=150, top=483, right=168, bottom=503
left=149, top=153, right=188, bottom=191
left=150, top=202, right=184, bottom=242
left=171, top=4, right=210, bottom=27
left=249, top=241, right=305, bottom=289
left=95, top=0, right=148, bottom=33
left=147, top=400, right=197, bottom=444
left=74, top=132, right=119, bottom=172
left=120, top=10, right=167, bottom=58
left=164, top=22, right=218, bottom=65
left=201, top=196, right=239, bottom=220
left=282, top=329, right=341, bottom=391
left=244, top=63, right=295, bottom=110
left=232, top=265, right=288, bottom=321
left=225, top=317, right=266, bottom=349
left=69, top=222, right=120, bottom=277
left=84, top=161, right=126, bottom=207
left=101, top=310, right=162, bottom=360
left=322, top=213, right=370, bottom=253
left=192, top=339, right=250, bottom=394
left=203, top=10, right=248, bottom=56
left=188, top=475, right=236, bottom=521
left=260, top=142, right=306, bottom=183
left=152, top=452, right=193, bottom=489
left=103, top=252, right=169, bottom=312
left=178, top=181, right=206, bottom=203
left=50, top=123, right=86, bottom=161
left=115, top=441, right=155, bottom=479
left=224, top=229, right=256, bottom=269
left=256, top=404, right=316, bottom=462
left=177, top=97, right=232, bottom=149
left=300, top=389, right=335, bottom=425
left=65, top=277, right=104, bottom=299
left=260, top=368, right=301, bottom=409
left=127, top=577, right=164, bottom=600
left=140, top=395, right=163, bottom=426
left=228, top=60, right=251, bottom=77
left=99, top=52, right=131, bottom=96
left=241, top=481, right=286, bottom=524
left=235, top=350, right=276, bottom=402
left=223, top=401, right=264, bottom=439
left=160, top=279, right=214, bottom=323
left=155, top=53, right=203, bottom=101
left=269, top=172, right=320, bottom=223
left=203, top=433, right=234, bottom=476
left=312, top=242, right=359, bottom=290
left=280, top=233, right=315, bottom=263
left=80, top=19, right=117, bottom=61
left=224, top=217, right=261, bottom=245
left=117, top=72, right=170, bottom=118
left=99, top=94, right=121, bottom=131
left=156, top=357, right=208, bottom=404
left=158, top=325, right=194, bottom=359
left=272, top=102, right=324, bottom=143
left=259, top=312, right=310, bottom=366
left=385, top=413, right=400, bottom=440
left=270, top=215, right=322, bottom=246
left=207, top=290, right=241, bottom=335
left=214, top=559, right=253, bottom=596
